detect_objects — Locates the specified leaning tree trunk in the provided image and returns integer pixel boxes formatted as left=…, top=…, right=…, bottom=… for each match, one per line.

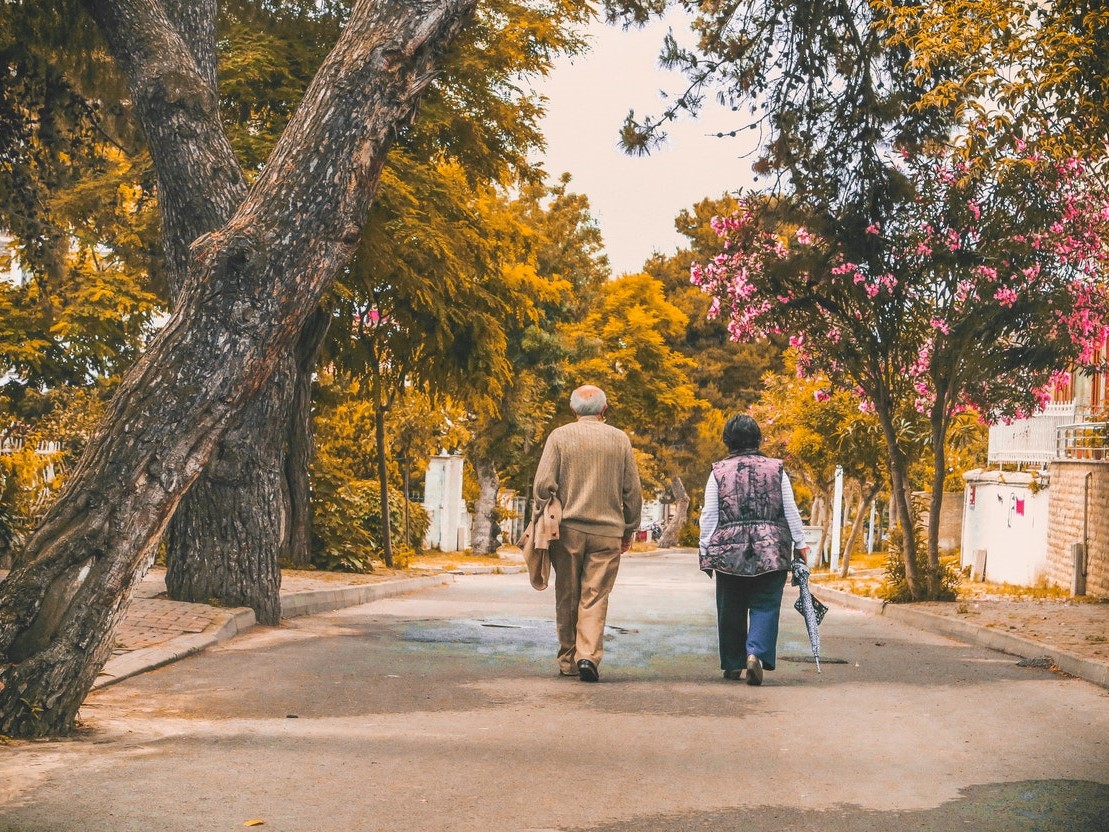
left=148, top=0, right=324, bottom=620
left=657, top=476, right=689, bottom=548
left=470, top=456, right=499, bottom=555
left=0, top=0, right=476, bottom=738
left=166, top=307, right=330, bottom=618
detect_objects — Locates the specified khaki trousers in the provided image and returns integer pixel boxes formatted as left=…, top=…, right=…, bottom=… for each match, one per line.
left=549, top=525, right=622, bottom=673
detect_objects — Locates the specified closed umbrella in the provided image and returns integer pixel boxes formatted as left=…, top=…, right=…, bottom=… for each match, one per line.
left=791, top=559, right=829, bottom=672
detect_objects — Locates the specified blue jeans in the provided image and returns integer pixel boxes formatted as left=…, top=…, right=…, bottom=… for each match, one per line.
left=715, top=569, right=788, bottom=671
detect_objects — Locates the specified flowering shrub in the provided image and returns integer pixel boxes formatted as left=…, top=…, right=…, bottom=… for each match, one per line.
left=692, top=147, right=1109, bottom=425
left=692, top=142, right=1109, bottom=596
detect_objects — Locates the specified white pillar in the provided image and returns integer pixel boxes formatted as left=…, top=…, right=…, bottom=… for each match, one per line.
left=830, top=465, right=844, bottom=572
left=867, top=499, right=877, bottom=554
left=423, top=453, right=465, bottom=551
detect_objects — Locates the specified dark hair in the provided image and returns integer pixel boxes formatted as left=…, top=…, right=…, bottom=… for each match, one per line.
left=723, top=414, right=762, bottom=453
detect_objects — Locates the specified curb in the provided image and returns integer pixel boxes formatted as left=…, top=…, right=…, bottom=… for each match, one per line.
left=93, top=574, right=456, bottom=690
left=818, top=587, right=1109, bottom=689
left=279, top=574, right=455, bottom=618
left=95, top=606, right=256, bottom=690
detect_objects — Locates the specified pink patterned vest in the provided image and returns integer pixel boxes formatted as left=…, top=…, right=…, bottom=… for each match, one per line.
left=701, top=453, right=793, bottom=576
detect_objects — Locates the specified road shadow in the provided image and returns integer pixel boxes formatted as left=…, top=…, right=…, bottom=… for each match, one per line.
left=574, top=779, right=1109, bottom=832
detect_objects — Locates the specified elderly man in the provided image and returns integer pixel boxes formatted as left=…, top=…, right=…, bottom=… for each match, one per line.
left=533, top=384, right=642, bottom=682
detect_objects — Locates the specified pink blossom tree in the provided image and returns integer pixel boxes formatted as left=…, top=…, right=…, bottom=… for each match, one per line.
left=693, top=144, right=1109, bottom=599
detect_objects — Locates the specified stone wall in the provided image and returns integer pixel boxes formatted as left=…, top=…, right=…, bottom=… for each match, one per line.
left=1047, top=461, right=1109, bottom=598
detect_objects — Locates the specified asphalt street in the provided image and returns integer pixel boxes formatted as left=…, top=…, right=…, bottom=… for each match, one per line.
left=2, top=550, right=1107, bottom=831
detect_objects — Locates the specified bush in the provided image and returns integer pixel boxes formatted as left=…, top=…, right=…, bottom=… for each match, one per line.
left=881, top=524, right=960, bottom=603
left=309, top=471, right=429, bottom=573
left=678, top=521, right=700, bottom=548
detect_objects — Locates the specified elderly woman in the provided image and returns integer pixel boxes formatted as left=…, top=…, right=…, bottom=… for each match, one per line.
left=698, top=415, right=810, bottom=684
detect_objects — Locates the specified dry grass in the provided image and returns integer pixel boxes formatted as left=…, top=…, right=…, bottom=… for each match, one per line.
left=407, top=550, right=518, bottom=571
left=810, top=550, right=1083, bottom=603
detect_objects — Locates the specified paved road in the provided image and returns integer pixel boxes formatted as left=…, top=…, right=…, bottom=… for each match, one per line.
left=2, top=551, right=1107, bottom=832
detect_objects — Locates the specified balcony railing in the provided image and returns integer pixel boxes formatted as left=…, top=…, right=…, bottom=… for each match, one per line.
left=1057, top=421, right=1109, bottom=461
left=987, top=402, right=1077, bottom=466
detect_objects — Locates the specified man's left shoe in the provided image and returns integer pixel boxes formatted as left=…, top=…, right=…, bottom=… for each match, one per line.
left=577, top=659, right=599, bottom=682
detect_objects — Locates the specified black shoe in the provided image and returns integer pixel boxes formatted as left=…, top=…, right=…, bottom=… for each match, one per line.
left=577, top=659, right=599, bottom=682
left=723, top=668, right=744, bottom=681
left=746, top=654, right=764, bottom=686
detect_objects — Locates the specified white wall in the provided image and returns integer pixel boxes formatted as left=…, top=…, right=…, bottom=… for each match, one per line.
left=961, top=469, right=1050, bottom=586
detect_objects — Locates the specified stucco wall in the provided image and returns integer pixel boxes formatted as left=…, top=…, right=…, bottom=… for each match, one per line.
left=1047, top=461, right=1109, bottom=598
left=961, top=471, right=1051, bottom=586
left=915, top=492, right=964, bottom=553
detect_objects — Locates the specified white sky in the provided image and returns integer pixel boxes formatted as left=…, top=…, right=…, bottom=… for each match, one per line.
left=530, top=12, right=761, bottom=276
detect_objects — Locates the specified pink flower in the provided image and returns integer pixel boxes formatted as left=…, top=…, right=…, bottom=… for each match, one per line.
left=865, top=223, right=881, bottom=235
left=931, top=317, right=951, bottom=334
left=814, top=390, right=831, bottom=403
left=995, top=287, right=1019, bottom=307
left=788, top=334, right=805, bottom=348
left=796, top=227, right=814, bottom=245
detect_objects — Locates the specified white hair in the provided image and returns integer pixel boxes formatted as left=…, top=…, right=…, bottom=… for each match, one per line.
left=570, top=385, right=607, bottom=416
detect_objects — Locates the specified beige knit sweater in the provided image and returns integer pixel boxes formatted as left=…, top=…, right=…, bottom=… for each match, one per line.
left=532, top=416, right=642, bottom=539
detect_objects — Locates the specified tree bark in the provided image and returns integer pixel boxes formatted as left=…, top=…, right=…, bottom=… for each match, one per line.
left=657, top=476, right=689, bottom=548
left=369, top=350, right=395, bottom=568
left=0, top=0, right=476, bottom=738
left=875, top=405, right=923, bottom=599
left=839, top=483, right=880, bottom=578
left=166, top=308, right=330, bottom=613
left=470, top=456, right=499, bottom=555
left=94, top=0, right=308, bottom=620
left=285, top=309, right=331, bottom=567
left=926, top=407, right=950, bottom=596
left=164, top=356, right=295, bottom=625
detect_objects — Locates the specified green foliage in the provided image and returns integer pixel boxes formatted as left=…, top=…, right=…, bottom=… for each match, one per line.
left=877, top=0, right=1109, bottom=163
left=678, top=521, right=700, bottom=548
left=753, top=351, right=890, bottom=496
left=644, top=194, right=784, bottom=415
left=609, top=0, right=955, bottom=218
left=882, top=519, right=960, bottom=603
left=0, top=386, right=109, bottom=562
left=309, top=472, right=429, bottom=573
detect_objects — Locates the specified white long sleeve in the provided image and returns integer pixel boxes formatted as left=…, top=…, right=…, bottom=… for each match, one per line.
left=698, top=469, right=807, bottom=553
left=781, top=472, right=806, bottom=545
